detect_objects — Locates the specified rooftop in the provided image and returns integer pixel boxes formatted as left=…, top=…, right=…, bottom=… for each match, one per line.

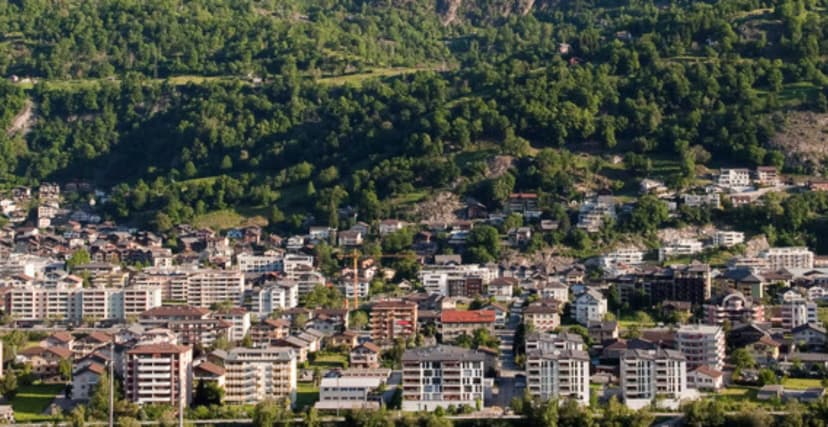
left=402, top=345, right=487, bottom=362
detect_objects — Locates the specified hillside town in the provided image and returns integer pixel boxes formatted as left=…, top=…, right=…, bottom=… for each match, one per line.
left=1, top=165, right=828, bottom=423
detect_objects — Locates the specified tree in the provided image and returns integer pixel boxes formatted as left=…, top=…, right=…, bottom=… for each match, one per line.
left=464, top=225, right=500, bottom=263
left=731, top=348, right=756, bottom=370
left=602, top=396, right=652, bottom=427
left=313, top=366, right=322, bottom=386
left=59, top=357, right=73, bottom=381
left=192, top=379, right=224, bottom=407
left=728, top=408, right=773, bottom=427
left=241, top=334, right=254, bottom=348
left=293, top=313, right=308, bottom=329
left=89, top=372, right=119, bottom=419
left=66, top=249, right=91, bottom=271
left=305, top=407, right=321, bottom=427
left=558, top=398, right=594, bottom=427
left=69, top=405, right=86, bottom=427
left=252, top=399, right=290, bottom=427
left=627, top=195, right=668, bottom=234
left=683, top=399, right=726, bottom=427
left=350, top=311, right=369, bottom=330
left=758, top=368, right=778, bottom=386
left=0, top=370, right=17, bottom=400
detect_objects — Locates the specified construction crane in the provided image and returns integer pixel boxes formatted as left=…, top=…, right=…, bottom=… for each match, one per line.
left=339, top=250, right=417, bottom=310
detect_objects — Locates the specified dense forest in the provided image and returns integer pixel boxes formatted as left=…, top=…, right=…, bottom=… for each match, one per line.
left=0, top=0, right=826, bottom=237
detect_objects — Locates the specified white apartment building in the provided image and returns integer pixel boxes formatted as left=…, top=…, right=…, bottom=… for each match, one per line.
left=525, top=332, right=585, bottom=353
left=125, top=343, right=193, bottom=407
left=7, top=283, right=162, bottom=322
left=249, top=281, right=299, bottom=315
left=526, top=349, right=590, bottom=405
left=675, top=324, right=725, bottom=371
left=718, top=168, right=751, bottom=188
left=781, top=299, right=818, bottom=330
left=658, top=239, right=704, bottom=262
left=187, top=270, right=245, bottom=307
left=0, top=254, right=57, bottom=278
left=7, top=283, right=81, bottom=321
left=80, top=288, right=121, bottom=321
left=316, top=374, right=387, bottom=410
left=283, top=254, right=315, bottom=274
left=601, top=248, right=645, bottom=266
left=131, top=268, right=190, bottom=302
left=223, top=347, right=297, bottom=404
left=577, top=196, right=616, bottom=233
left=212, top=308, right=252, bottom=342
left=401, top=345, right=486, bottom=411
left=712, top=231, right=744, bottom=248
left=237, top=251, right=283, bottom=273
left=763, top=247, right=814, bottom=270
left=682, top=193, right=721, bottom=209
left=620, top=349, right=687, bottom=409
left=122, top=286, right=164, bottom=318
left=418, top=264, right=495, bottom=296
left=573, top=290, right=607, bottom=326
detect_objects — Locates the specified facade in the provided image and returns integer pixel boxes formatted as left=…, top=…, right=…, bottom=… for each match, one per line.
left=658, top=239, right=703, bottom=261
left=370, top=300, right=418, bottom=343
left=523, top=300, right=561, bottom=332
left=713, top=231, right=745, bottom=248
left=350, top=342, right=381, bottom=369
left=401, top=345, right=486, bottom=411
left=440, top=310, right=496, bottom=341
left=702, top=291, right=764, bottom=325
left=620, top=349, right=687, bottom=405
left=718, top=168, right=751, bottom=187
left=525, top=349, right=590, bottom=405
left=782, top=299, right=819, bottom=330
left=248, top=281, right=299, bottom=315
left=223, top=347, right=297, bottom=404
left=317, top=376, right=383, bottom=410
left=187, top=270, right=245, bottom=307
left=237, top=252, right=283, bottom=273
left=764, top=247, right=815, bottom=270
left=72, top=362, right=105, bottom=401
left=573, top=290, right=607, bottom=326
left=686, top=366, right=724, bottom=391
left=125, top=343, right=193, bottom=407
left=139, top=305, right=231, bottom=347
left=212, top=308, right=252, bottom=342
left=676, top=324, right=725, bottom=371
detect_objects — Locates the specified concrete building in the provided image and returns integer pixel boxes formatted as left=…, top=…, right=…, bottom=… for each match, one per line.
left=573, top=290, right=607, bottom=326
left=187, top=270, right=245, bottom=307
left=237, top=252, right=283, bottom=273
left=212, top=308, right=252, bottom=342
left=248, top=281, right=299, bottom=315
left=712, top=231, right=745, bottom=248
left=703, top=291, right=764, bottom=325
left=718, top=168, right=751, bottom=188
left=620, top=349, right=687, bottom=408
left=223, top=346, right=297, bottom=404
left=676, top=324, right=725, bottom=371
left=401, top=345, right=486, bottom=411
left=125, top=343, right=193, bottom=407
left=139, top=305, right=231, bottom=347
left=781, top=299, right=818, bottom=330
left=526, top=348, right=590, bottom=405
left=523, top=300, right=561, bottom=332
left=316, top=372, right=388, bottom=410
left=764, top=247, right=815, bottom=270
left=658, top=239, right=704, bottom=262
left=440, top=310, right=496, bottom=341
left=370, top=300, right=418, bottom=343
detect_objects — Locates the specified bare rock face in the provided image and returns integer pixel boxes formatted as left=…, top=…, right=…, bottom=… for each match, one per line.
left=436, top=0, right=558, bottom=25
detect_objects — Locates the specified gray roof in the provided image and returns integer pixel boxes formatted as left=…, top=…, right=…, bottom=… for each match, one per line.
left=402, top=345, right=486, bottom=363
left=622, top=348, right=686, bottom=361
left=526, top=349, right=589, bottom=361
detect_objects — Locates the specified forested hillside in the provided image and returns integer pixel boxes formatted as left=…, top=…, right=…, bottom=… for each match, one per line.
left=0, top=0, right=826, bottom=233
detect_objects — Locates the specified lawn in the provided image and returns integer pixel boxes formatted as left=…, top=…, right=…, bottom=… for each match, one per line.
left=710, top=386, right=758, bottom=403
left=295, top=382, right=319, bottom=410
left=11, top=384, right=65, bottom=422
left=311, top=353, right=348, bottom=369
left=191, top=208, right=267, bottom=231
left=782, top=378, right=824, bottom=390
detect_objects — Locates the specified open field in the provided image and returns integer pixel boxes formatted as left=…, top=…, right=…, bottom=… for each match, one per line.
left=782, top=378, right=824, bottom=389
left=11, top=384, right=65, bottom=422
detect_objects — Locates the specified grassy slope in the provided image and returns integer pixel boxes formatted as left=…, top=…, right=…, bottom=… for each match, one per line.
left=11, top=384, right=65, bottom=422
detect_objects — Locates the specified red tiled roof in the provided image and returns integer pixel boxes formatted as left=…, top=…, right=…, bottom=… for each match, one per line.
left=21, top=345, right=73, bottom=359
left=127, top=343, right=190, bottom=355
left=509, top=193, right=538, bottom=199
left=195, top=361, right=226, bottom=376
left=47, top=331, right=74, bottom=343
left=358, top=342, right=381, bottom=353
left=441, top=310, right=496, bottom=324
left=82, top=331, right=113, bottom=343
left=692, top=365, right=723, bottom=378
left=85, top=362, right=106, bottom=376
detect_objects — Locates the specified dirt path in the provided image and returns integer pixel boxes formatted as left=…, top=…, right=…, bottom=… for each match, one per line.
left=7, top=99, right=34, bottom=136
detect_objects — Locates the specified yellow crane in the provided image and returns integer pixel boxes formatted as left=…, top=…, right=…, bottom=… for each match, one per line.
left=338, top=250, right=417, bottom=310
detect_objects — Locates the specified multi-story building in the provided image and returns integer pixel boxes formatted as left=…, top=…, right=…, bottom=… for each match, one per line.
left=247, top=281, right=299, bottom=315
left=212, top=308, right=252, bottom=342
left=139, top=306, right=231, bottom=347
left=187, top=270, right=244, bottom=307
left=523, top=300, right=561, bottom=332
left=440, top=310, right=496, bottom=341
left=577, top=196, right=616, bottom=233
left=236, top=252, right=283, bottom=273
left=80, top=288, right=121, bottom=321
left=223, top=347, right=297, bottom=404
left=682, top=193, right=721, bottom=209
left=370, top=300, right=418, bottom=343
left=524, top=332, right=584, bottom=353
left=703, top=291, right=764, bottom=325
left=601, top=248, right=646, bottom=266
left=763, top=247, right=814, bottom=270
left=526, top=349, right=590, bottom=405
left=718, top=168, right=751, bottom=188
left=755, top=166, right=779, bottom=186
left=573, top=290, right=607, bottom=326
left=658, top=239, right=703, bottom=261
left=675, top=324, right=725, bottom=371
left=401, top=345, right=486, bottom=411
left=131, top=268, right=190, bottom=302
left=620, top=349, right=687, bottom=406
left=125, top=343, right=193, bottom=407
left=418, top=264, right=494, bottom=296
left=122, top=286, right=163, bottom=318
left=712, top=231, right=745, bottom=248
left=781, top=299, right=818, bottom=330
left=6, top=284, right=81, bottom=321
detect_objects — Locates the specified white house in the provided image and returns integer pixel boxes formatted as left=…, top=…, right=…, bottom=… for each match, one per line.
left=573, top=290, right=607, bottom=326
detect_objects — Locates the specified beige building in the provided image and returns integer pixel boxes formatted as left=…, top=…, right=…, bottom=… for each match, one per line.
left=526, top=349, right=590, bottom=405
left=370, top=300, right=418, bottom=343
left=125, top=343, right=193, bottom=407
left=402, top=345, right=485, bottom=411
left=223, top=347, right=297, bottom=404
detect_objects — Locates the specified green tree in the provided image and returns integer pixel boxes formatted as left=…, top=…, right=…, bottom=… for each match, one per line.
left=59, top=357, right=73, bottom=381
left=350, top=311, right=369, bottom=330
left=464, top=225, right=500, bottom=263
left=0, top=370, right=17, bottom=400
left=192, top=379, right=224, bottom=407
left=627, top=195, right=669, bottom=234
left=731, top=348, right=756, bottom=370
left=66, top=249, right=91, bottom=271
left=252, top=399, right=290, bottom=427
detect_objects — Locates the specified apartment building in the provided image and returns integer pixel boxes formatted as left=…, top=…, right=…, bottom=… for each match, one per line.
left=80, top=288, right=121, bottom=321
left=620, top=349, right=687, bottom=407
left=212, top=308, right=252, bottom=342
left=524, top=332, right=585, bottom=353
left=440, top=310, right=496, bottom=341
left=712, top=231, right=745, bottom=248
left=131, top=268, right=190, bottom=302
left=781, top=299, right=818, bottom=330
left=236, top=251, right=283, bottom=273
left=676, top=324, right=725, bottom=371
left=223, top=347, right=297, bottom=404
left=763, top=247, right=815, bottom=270
left=523, top=300, right=561, bottom=332
left=601, top=248, right=646, bottom=267
left=718, top=168, right=751, bottom=188
left=755, top=166, right=780, bottom=186
left=526, top=348, right=590, bottom=405
left=370, top=300, right=418, bottom=343
left=615, top=263, right=713, bottom=306
left=6, top=284, right=80, bottom=321
left=316, top=370, right=391, bottom=410
left=577, top=196, right=616, bottom=233
left=125, top=343, right=193, bottom=407
left=703, top=291, right=764, bottom=325
left=122, top=286, right=163, bottom=318
left=658, top=239, right=703, bottom=262
left=248, top=281, right=299, bottom=315
left=682, top=193, right=721, bottom=209
left=187, top=270, right=245, bottom=307
left=573, top=290, right=607, bottom=326
left=139, top=305, right=231, bottom=347
left=401, top=345, right=486, bottom=411
left=418, top=264, right=495, bottom=296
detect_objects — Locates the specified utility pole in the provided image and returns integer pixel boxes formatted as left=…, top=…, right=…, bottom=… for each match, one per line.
left=108, top=339, right=114, bottom=427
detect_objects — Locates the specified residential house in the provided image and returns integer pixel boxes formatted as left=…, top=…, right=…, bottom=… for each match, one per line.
left=687, top=365, right=723, bottom=391
left=350, top=342, right=382, bottom=369
left=440, top=310, right=496, bottom=342
left=523, top=300, right=561, bottom=332
left=573, top=290, right=607, bottom=326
